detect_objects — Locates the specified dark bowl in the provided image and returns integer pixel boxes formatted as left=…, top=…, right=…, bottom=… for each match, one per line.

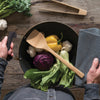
left=19, top=22, right=78, bottom=73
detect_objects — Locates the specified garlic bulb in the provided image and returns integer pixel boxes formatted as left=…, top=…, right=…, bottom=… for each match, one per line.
left=62, top=40, right=72, bottom=52
left=0, top=19, right=7, bottom=31
left=27, top=46, right=36, bottom=58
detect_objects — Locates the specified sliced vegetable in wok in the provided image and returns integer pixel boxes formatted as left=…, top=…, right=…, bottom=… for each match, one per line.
left=24, top=50, right=75, bottom=91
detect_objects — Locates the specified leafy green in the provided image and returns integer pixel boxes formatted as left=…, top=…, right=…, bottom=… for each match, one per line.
left=24, top=58, right=61, bottom=91
left=59, top=50, right=75, bottom=87
left=0, top=0, right=31, bottom=18
left=24, top=50, right=75, bottom=91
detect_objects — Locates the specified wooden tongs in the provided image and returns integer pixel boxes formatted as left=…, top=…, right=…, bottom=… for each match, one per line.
left=39, top=0, right=87, bottom=16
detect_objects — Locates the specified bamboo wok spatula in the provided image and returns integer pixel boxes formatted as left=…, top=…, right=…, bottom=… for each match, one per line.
left=26, top=30, right=84, bottom=78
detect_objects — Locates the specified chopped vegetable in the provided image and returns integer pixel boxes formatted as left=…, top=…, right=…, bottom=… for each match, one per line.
left=59, top=50, right=75, bottom=87
left=24, top=58, right=61, bottom=91
left=33, top=52, right=54, bottom=71
left=62, top=40, right=72, bottom=52
left=46, top=34, right=62, bottom=52
left=27, top=46, right=36, bottom=58
left=24, top=50, right=75, bottom=91
left=0, top=0, right=31, bottom=19
left=0, top=19, right=7, bottom=30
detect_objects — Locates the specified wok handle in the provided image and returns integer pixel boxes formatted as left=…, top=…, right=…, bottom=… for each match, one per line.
left=6, top=32, right=16, bottom=61
left=7, top=32, right=16, bottom=50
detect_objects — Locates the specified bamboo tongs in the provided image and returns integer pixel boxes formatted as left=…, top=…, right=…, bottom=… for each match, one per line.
left=39, top=0, right=87, bottom=16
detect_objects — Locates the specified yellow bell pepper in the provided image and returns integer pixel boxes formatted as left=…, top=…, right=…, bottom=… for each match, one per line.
left=46, top=35, right=62, bottom=52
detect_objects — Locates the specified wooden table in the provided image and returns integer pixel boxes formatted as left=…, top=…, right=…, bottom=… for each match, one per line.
left=0, top=0, right=100, bottom=100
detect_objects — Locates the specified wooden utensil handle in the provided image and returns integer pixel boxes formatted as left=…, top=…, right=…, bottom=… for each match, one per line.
left=47, top=47, right=84, bottom=78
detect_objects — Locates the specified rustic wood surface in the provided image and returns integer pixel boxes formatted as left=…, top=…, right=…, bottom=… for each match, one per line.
left=0, top=0, right=100, bottom=100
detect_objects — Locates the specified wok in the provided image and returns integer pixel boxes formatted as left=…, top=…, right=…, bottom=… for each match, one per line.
left=19, top=21, right=78, bottom=73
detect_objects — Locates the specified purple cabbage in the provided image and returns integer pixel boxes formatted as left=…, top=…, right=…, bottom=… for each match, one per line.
left=33, top=52, right=54, bottom=71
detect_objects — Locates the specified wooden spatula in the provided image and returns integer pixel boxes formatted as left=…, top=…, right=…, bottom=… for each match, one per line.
left=26, top=30, right=84, bottom=78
